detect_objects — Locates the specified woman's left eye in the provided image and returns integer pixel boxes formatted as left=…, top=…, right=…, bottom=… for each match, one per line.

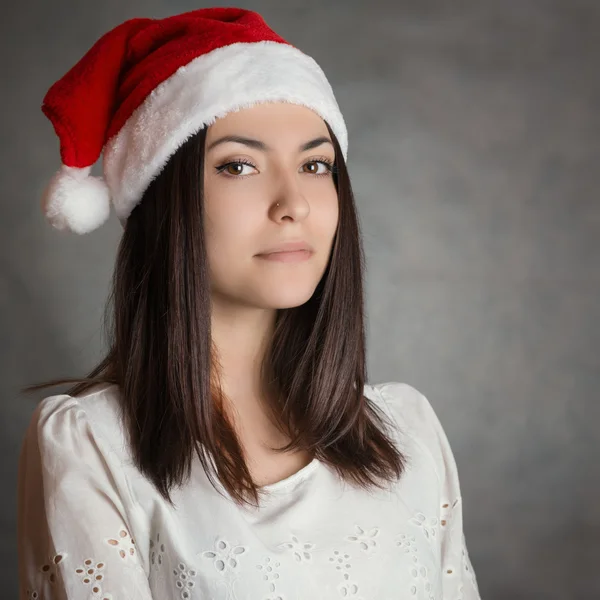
left=301, top=160, right=334, bottom=176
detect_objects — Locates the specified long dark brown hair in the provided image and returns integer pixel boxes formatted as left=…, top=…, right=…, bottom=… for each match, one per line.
left=22, top=120, right=407, bottom=509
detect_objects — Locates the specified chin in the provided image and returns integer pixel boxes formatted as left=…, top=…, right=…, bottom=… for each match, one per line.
left=263, top=287, right=318, bottom=309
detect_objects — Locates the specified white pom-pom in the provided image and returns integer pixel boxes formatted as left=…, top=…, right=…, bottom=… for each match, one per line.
left=41, top=164, right=111, bottom=234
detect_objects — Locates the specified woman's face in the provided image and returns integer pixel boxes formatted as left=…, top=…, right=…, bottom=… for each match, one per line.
left=203, top=102, right=339, bottom=311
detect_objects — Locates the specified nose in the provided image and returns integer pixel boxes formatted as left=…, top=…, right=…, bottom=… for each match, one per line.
left=270, top=169, right=310, bottom=221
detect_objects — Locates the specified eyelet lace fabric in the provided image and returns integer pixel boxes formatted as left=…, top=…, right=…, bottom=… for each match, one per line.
left=17, top=382, right=481, bottom=599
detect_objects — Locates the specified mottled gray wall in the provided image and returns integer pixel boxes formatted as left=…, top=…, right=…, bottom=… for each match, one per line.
left=3, top=0, right=598, bottom=598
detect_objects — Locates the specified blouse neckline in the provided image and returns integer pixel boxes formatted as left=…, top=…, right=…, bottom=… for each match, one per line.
left=258, top=455, right=321, bottom=494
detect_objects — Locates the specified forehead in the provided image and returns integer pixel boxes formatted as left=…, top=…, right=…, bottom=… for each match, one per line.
left=206, top=101, right=330, bottom=144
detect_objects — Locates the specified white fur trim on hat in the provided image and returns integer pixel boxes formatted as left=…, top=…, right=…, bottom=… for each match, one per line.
left=103, top=41, right=348, bottom=223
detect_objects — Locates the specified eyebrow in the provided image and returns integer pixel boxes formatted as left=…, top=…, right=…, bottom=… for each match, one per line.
left=206, top=135, right=334, bottom=154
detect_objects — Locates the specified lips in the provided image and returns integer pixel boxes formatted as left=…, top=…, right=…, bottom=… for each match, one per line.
left=256, top=249, right=312, bottom=262
left=257, top=240, right=314, bottom=255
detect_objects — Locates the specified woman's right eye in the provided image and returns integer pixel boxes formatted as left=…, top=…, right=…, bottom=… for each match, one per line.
left=215, top=160, right=257, bottom=178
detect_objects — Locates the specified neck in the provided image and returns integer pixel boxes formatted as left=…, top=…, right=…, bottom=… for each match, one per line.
left=210, top=297, right=277, bottom=407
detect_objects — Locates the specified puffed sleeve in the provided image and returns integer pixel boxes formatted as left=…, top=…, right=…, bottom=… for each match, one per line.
left=379, top=382, right=482, bottom=599
left=17, top=393, right=153, bottom=600
left=421, top=393, right=481, bottom=598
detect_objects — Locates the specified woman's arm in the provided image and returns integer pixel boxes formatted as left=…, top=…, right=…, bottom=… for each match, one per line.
left=413, top=388, right=482, bottom=599
left=17, top=394, right=153, bottom=599
left=379, top=382, right=482, bottom=599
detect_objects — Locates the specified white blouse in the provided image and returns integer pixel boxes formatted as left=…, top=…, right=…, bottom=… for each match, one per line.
left=17, top=381, right=481, bottom=600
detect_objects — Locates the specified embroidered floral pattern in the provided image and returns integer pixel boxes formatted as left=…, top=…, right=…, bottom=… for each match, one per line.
left=328, top=549, right=364, bottom=598
left=172, top=562, right=197, bottom=599
left=24, top=506, right=477, bottom=599
left=106, top=528, right=136, bottom=561
left=440, top=499, right=460, bottom=537
left=74, top=558, right=107, bottom=594
left=462, top=539, right=478, bottom=591
left=395, top=533, right=434, bottom=599
left=276, top=534, right=315, bottom=562
left=150, top=531, right=166, bottom=567
left=345, top=525, right=380, bottom=554
left=459, top=532, right=480, bottom=598
left=328, top=549, right=351, bottom=577
left=409, top=512, right=439, bottom=542
left=339, top=582, right=364, bottom=598
left=38, top=552, right=67, bottom=585
left=255, top=555, right=285, bottom=599
left=200, top=538, right=247, bottom=573
left=438, top=497, right=480, bottom=600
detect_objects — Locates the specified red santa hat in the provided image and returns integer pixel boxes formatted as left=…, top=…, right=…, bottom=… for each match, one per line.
left=41, top=6, right=348, bottom=234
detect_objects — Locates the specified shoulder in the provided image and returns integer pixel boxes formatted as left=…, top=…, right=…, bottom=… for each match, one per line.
left=366, top=381, right=455, bottom=485
left=27, top=382, right=131, bottom=462
left=367, top=380, right=439, bottom=435
left=20, top=383, right=141, bottom=519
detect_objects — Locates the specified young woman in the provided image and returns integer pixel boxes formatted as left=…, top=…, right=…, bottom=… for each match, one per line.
left=17, top=7, right=481, bottom=600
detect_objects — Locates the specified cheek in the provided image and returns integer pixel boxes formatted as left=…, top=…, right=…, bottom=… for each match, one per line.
left=203, top=199, right=261, bottom=264
left=313, top=187, right=339, bottom=236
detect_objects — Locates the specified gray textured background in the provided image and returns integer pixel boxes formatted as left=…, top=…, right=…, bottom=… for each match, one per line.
left=3, top=1, right=599, bottom=598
